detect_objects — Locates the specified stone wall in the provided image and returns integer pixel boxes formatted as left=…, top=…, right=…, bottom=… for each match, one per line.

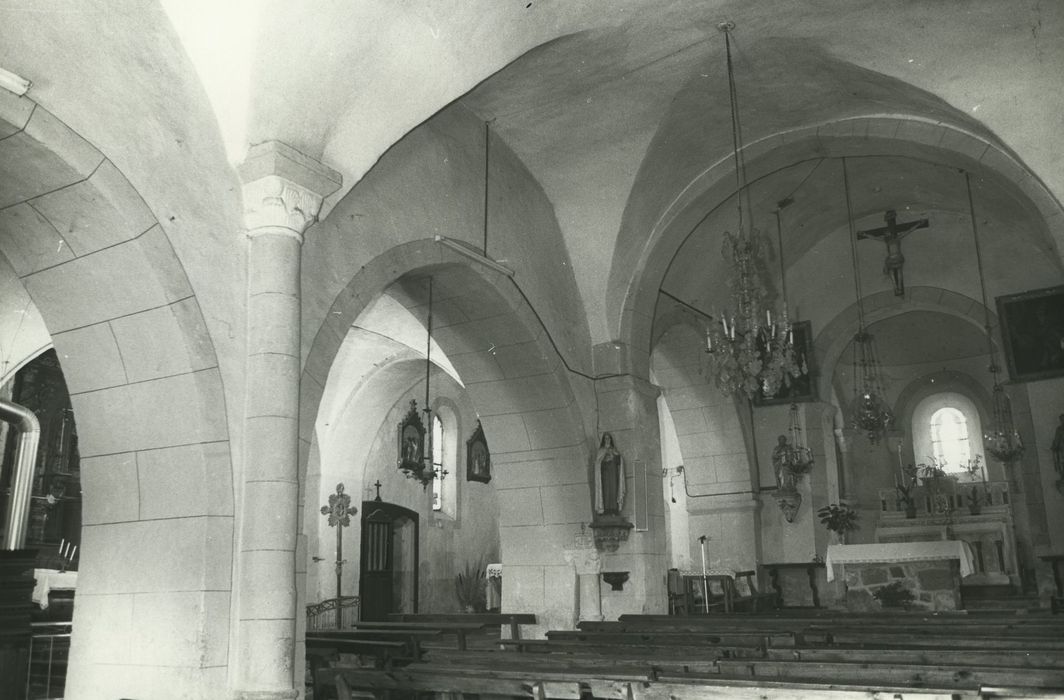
left=837, top=560, right=961, bottom=612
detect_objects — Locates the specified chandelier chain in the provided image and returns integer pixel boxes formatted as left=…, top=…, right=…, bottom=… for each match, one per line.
left=722, top=24, right=747, bottom=233
left=842, top=158, right=866, bottom=331
left=965, top=171, right=996, bottom=364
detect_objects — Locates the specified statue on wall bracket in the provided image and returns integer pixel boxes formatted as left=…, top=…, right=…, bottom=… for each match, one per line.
left=590, top=432, right=632, bottom=551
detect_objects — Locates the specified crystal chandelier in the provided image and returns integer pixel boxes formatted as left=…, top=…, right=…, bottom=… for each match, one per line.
left=843, top=159, right=893, bottom=442
left=704, top=22, right=803, bottom=399
left=965, top=172, right=1024, bottom=464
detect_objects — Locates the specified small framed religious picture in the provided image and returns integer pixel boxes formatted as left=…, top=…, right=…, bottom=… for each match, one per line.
left=997, top=284, right=1064, bottom=382
left=397, top=399, right=427, bottom=476
left=753, top=320, right=817, bottom=406
left=466, top=420, right=491, bottom=483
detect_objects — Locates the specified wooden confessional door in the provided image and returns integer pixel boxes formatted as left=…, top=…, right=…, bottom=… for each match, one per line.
left=359, top=501, right=419, bottom=621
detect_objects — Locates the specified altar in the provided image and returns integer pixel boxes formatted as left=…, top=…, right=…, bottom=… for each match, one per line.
left=826, top=541, right=974, bottom=611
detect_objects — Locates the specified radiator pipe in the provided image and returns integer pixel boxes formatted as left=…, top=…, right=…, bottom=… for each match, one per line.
left=0, top=399, right=40, bottom=550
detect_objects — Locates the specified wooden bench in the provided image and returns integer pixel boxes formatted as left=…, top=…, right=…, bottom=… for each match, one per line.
left=387, top=612, right=536, bottom=640
left=765, top=645, right=1064, bottom=669
left=713, top=657, right=1064, bottom=691
left=338, top=620, right=484, bottom=650
left=545, top=628, right=794, bottom=649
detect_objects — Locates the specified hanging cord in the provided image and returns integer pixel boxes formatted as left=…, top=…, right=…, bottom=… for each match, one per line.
left=721, top=22, right=747, bottom=234
left=423, top=276, right=434, bottom=471
left=774, top=203, right=790, bottom=313
left=966, top=171, right=998, bottom=370
left=483, top=121, right=492, bottom=256
left=671, top=465, right=757, bottom=499
left=841, top=157, right=866, bottom=332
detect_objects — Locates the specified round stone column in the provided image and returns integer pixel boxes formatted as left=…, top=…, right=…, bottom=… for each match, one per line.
left=235, top=142, right=340, bottom=699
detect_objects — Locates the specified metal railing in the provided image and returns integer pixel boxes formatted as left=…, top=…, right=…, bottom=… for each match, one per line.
left=306, top=595, right=360, bottom=631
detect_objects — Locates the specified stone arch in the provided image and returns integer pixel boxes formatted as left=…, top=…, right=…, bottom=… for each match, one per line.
left=299, top=241, right=592, bottom=630
left=893, top=369, right=996, bottom=475
left=0, top=99, right=231, bottom=697
left=613, top=116, right=1064, bottom=370
left=810, top=286, right=1000, bottom=408
left=649, top=319, right=760, bottom=571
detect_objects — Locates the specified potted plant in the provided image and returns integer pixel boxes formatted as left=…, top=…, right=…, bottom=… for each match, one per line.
left=454, top=559, right=487, bottom=613
left=917, top=457, right=950, bottom=487
left=959, top=455, right=989, bottom=515
left=873, top=581, right=915, bottom=610
left=816, top=503, right=859, bottom=543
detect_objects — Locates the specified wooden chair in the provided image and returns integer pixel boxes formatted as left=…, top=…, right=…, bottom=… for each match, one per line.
left=666, top=569, right=688, bottom=616
left=683, top=574, right=731, bottom=613
left=731, top=570, right=777, bottom=612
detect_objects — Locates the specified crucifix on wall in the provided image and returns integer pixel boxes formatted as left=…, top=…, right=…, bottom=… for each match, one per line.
left=856, top=209, right=930, bottom=297
left=320, top=482, right=358, bottom=628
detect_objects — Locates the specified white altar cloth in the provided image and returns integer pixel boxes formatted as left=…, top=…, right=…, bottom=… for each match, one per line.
left=825, top=541, right=974, bottom=581
left=32, top=568, right=78, bottom=609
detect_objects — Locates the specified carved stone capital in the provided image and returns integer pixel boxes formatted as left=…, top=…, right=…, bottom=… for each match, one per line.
left=239, top=141, right=341, bottom=241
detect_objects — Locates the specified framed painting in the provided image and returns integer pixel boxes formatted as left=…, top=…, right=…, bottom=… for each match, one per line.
left=397, top=399, right=427, bottom=475
left=466, top=420, right=491, bottom=483
left=753, top=320, right=817, bottom=406
left=997, top=284, right=1064, bottom=382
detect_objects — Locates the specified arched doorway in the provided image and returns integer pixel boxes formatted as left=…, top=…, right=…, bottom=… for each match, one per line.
left=359, top=501, right=419, bottom=621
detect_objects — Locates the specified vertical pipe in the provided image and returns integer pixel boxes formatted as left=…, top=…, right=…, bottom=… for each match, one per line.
left=0, top=399, right=41, bottom=550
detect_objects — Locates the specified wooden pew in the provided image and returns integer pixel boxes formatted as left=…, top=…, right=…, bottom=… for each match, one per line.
left=497, top=637, right=761, bottom=664
left=336, top=620, right=484, bottom=650
left=713, top=656, right=1064, bottom=691
left=546, top=628, right=795, bottom=649
left=387, top=611, right=536, bottom=640
left=765, top=646, right=1064, bottom=669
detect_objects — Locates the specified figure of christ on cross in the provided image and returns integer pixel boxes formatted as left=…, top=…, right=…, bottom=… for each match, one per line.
left=856, top=209, right=930, bottom=297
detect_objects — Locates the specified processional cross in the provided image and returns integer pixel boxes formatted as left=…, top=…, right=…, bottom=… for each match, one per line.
left=320, top=482, right=358, bottom=628
left=856, top=209, right=930, bottom=297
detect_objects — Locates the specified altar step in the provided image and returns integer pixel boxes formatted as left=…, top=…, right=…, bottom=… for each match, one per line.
left=961, top=584, right=1041, bottom=612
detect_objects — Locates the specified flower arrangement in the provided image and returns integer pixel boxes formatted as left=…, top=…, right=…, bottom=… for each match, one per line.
left=916, top=457, right=950, bottom=482
left=816, top=503, right=860, bottom=538
left=895, top=463, right=920, bottom=514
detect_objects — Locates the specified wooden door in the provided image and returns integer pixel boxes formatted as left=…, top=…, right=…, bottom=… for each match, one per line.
left=359, top=502, right=418, bottom=621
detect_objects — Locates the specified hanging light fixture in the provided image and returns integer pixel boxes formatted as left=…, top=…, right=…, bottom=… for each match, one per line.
left=704, top=22, right=803, bottom=399
left=842, top=159, right=893, bottom=442
left=400, top=276, right=448, bottom=490
left=965, top=172, right=1024, bottom=465
left=779, top=403, right=815, bottom=477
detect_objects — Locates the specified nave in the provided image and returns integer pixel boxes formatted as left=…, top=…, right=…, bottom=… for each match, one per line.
left=309, top=609, right=1064, bottom=699
left=2, top=3, right=1064, bottom=699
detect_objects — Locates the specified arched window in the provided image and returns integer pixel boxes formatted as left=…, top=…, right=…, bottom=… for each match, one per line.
left=930, top=407, right=970, bottom=468
left=911, top=392, right=983, bottom=475
left=430, top=409, right=458, bottom=518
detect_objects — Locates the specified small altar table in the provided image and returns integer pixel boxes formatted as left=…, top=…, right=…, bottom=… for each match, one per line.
left=32, top=569, right=78, bottom=609
left=825, top=541, right=974, bottom=581
left=826, top=541, right=974, bottom=611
